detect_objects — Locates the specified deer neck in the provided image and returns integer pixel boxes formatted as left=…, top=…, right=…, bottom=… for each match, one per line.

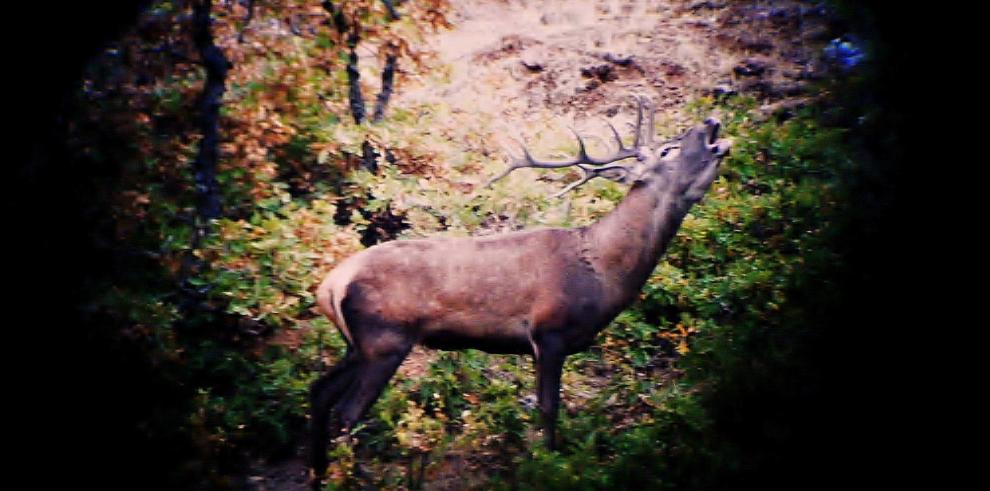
left=583, top=180, right=692, bottom=307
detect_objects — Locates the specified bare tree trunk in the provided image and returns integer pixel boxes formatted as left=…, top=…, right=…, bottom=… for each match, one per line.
left=346, top=41, right=365, bottom=124
left=323, top=1, right=366, bottom=124
left=323, top=1, right=400, bottom=175
left=372, top=46, right=397, bottom=122
left=191, top=0, right=228, bottom=226
left=181, top=0, right=230, bottom=300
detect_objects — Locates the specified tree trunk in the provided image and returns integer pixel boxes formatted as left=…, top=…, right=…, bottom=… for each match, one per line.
left=323, top=1, right=366, bottom=124
left=372, top=47, right=397, bottom=122
left=191, top=0, right=229, bottom=226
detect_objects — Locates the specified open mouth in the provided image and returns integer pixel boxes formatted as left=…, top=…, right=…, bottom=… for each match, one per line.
left=703, top=118, right=730, bottom=158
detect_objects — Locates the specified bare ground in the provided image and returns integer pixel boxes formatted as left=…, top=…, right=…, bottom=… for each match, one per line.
left=396, top=0, right=831, bottom=144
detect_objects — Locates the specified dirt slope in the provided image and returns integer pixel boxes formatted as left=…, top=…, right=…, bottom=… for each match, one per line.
left=394, top=0, right=830, bottom=141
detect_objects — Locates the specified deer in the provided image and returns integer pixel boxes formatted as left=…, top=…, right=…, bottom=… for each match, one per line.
left=309, top=96, right=731, bottom=484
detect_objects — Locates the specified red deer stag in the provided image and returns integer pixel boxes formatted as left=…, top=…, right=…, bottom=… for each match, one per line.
left=310, top=96, right=731, bottom=483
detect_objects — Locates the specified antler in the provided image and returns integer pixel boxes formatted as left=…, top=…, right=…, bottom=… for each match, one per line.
left=550, top=163, right=632, bottom=198
left=639, top=96, right=656, bottom=147
left=486, top=96, right=652, bottom=194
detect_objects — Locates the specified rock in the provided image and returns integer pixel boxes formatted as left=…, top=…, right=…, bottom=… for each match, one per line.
left=734, top=57, right=770, bottom=77
left=520, top=48, right=545, bottom=72
left=580, top=79, right=602, bottom=92
left=602, top=52, right=634, bottom=66
left=661, top=61, right=686, bottom=77
left=580, top=63, right=618, bottom=83
left=709, top=84, right=737, bottom=98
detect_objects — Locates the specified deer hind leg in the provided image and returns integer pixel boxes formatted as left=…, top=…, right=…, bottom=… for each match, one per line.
left=310, top=351, right=359, bottom=483
left=333, top=348, right=409, bottom=431
left=310, top=339, right=410, bottom=488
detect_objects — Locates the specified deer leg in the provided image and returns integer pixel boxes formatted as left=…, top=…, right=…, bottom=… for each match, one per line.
left=535, top=337, right=566, bottom=451
left=333, top=350, right=408, bottom=431
left=310, top=352, right=359, bottom=484
left=311, top=350, right=359, bottom=414
left=321, top=353, right=405, bottom=487
left=311, top=349, right=408, bottom=489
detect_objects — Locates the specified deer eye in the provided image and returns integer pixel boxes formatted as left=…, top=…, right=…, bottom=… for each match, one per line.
left=659, top=146, right=679, bottom=158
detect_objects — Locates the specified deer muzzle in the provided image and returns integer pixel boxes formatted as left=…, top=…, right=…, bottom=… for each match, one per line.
left=704, top=117, right=731, bottom=158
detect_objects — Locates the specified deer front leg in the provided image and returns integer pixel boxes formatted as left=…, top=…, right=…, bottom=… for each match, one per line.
left=535, top=336, right=566, bottom=451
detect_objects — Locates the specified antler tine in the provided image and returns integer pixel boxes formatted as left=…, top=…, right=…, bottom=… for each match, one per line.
left=568, top=127, right=640, bottom=165
left=484, top=165, right=516, bottom=189
left=551, top=163, right=632, bottom=198
left=632, top=95, right=644, bottom=148
left=483, top=138, right=527, bottom=188
left=638, top=95, right=657, bottom=147
left=603, top=119, right=634, bottom=153
left=551, top=170, right=596, bottom=198
left=568, top=127, right=592, bottom=163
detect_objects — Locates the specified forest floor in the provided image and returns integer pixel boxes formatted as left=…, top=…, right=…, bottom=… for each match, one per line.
left=246, top=1, right=836, bottom=489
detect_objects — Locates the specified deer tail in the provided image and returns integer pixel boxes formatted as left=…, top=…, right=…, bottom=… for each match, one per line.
left=316, top=268, right=356, bottom=349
